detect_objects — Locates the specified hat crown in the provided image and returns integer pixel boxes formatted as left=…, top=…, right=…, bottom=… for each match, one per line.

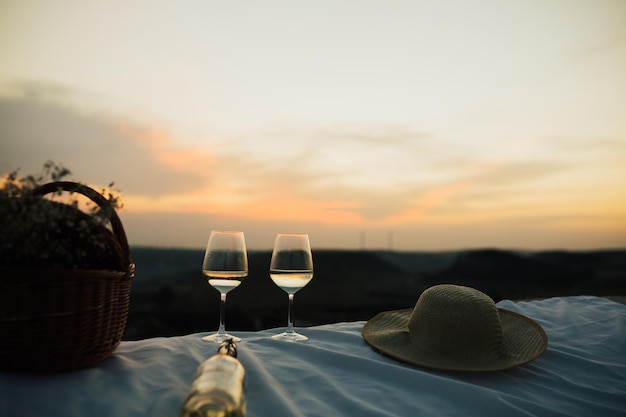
left=407, top=285, right=503, bottom=359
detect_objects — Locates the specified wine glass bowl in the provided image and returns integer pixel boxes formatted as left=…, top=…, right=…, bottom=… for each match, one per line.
left=269, top=233, right=313, bottom=342
left=201, top=231, right=248, bottom=343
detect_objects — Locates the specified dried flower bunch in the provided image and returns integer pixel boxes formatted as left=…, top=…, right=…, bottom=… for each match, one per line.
left=0, top=161, right=124, bottom=270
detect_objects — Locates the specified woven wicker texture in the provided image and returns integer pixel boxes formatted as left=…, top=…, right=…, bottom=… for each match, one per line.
left=0, top=182, right=134, bottom=372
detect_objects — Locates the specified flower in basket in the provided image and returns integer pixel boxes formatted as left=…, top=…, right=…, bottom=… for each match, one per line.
left=0, top=161, right=125, bottom=271
left=0, top=161, right=134, bottom=372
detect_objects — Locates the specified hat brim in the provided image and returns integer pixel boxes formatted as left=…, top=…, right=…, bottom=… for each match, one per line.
left=362, top=308, right=547, bottom=372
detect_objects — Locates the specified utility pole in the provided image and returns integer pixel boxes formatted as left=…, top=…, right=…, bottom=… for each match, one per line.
left=387, top=231, right=394, bottom=251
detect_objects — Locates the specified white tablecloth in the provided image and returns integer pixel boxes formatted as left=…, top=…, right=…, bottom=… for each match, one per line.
left=1, top=296, right=625, bottom=417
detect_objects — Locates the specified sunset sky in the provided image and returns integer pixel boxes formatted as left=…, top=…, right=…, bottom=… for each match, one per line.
left=1, top=0, right=625, bottom=251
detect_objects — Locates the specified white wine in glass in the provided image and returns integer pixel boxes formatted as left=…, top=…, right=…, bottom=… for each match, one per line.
left=270, top=234, right=313, bottom=342
left=201, top=230, right=248, bottom=343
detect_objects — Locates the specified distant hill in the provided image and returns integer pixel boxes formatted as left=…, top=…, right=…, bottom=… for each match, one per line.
left=373, top=250, right=458, bottom=273
left=123, top=247, right=626, bottom=340
left=427, top=248, right=626, bottom=300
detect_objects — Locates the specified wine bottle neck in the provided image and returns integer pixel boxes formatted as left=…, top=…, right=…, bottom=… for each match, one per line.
left=217, top=338, right=238, bottom=358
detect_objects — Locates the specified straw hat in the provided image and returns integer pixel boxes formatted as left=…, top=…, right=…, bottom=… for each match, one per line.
left=362, top=284, right=547, bottom=372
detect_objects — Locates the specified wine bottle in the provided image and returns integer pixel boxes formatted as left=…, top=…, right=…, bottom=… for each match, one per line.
left=179, top=339, right=246, bottom=417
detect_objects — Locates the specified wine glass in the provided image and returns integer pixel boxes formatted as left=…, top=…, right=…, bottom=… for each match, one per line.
left=270, top=233, right=314, bottom=342
left=201, top=230, right=248, bottom=343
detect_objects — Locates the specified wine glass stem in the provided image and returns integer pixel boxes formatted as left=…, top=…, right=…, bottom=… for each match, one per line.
left=218, top=292, right=227, bottom=335
left=287, top=293, right=295, bottom=334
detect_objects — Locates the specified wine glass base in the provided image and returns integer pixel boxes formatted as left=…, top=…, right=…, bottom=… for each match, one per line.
left=201, top=332, right=242, bottom=343
left=272, top=331, right=308, bottom=342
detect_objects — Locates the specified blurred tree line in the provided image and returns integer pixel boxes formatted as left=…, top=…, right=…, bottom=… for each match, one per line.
left=123, top=248, right=626, bottom=340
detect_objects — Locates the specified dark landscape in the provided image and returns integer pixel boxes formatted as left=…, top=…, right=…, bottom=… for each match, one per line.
left=123, top=247, right=626, bottom=340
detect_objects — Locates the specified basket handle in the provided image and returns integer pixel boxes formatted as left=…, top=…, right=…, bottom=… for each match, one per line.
left=32, top=181, right=131, bottom=269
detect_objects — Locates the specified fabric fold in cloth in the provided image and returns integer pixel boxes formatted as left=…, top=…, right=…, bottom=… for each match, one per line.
left=1, top=296, right=625, bottom=417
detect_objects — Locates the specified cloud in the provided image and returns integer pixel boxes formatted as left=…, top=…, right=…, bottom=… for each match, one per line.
left=313, top=125, right=431, bottom=146
left=0, top=81, right=377, bottom=224
left=217, top=125, right=447, bottom=221
left=2, top=79, right=623, bottom=249
left=0, top=81, right=210, bottom=196
left=547, top=136, right=626, bottom=157
left=186, top=124, right=625, bottom=227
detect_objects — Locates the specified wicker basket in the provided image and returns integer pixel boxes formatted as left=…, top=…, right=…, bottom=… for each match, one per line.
left=0, top=181, right=134, bottom=372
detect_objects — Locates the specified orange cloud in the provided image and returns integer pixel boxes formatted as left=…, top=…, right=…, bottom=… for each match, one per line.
left=380, top=180, right=473, bottom=225
left=377, top=137, right=544, bottom=226
left=125, top=185, right=363, bottom=225
left=116, top=124, right=367, bottom=224
left=118, top=124, right=217, bottom=174
left=232, top=193, right=363, bottom=224
left=116, top=127, right=572, bottom=231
